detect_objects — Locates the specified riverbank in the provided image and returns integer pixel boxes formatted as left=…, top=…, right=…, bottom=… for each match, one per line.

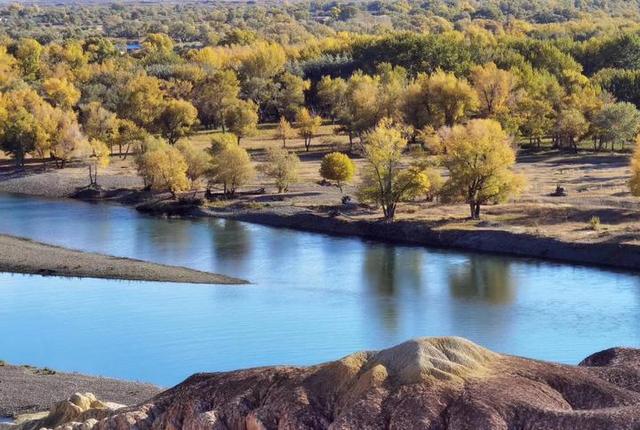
left=0, top=361, right=160, bottom=419
left=0, top=235, right=246, bottom=284
left=202, top=205, right=640, bottom=272
left=2, top=149, right=640, bottom=273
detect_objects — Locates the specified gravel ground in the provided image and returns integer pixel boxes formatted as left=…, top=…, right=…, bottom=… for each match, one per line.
left=0, top=165, right=143, bottom=198
left=0, top=234, right=246, bottom=284
left=0, top=362, right=161, bottom=418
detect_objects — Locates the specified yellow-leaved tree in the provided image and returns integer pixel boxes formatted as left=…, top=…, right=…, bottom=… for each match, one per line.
left=136, top=137, right=190, bottom=197
left=275, top=116, right=295, bottom=148
left=296, top=107, right=322, bottom=151
left=42, top=77, right=81, bottom=109
left=319, top=152, right=355, bottom=192
left=357, top=119, right=434, bottom=221
left=207, top=143, right=255, bottom=197
left=176, top=140, right=210, bottom=190
left=154, top=99, right=198, bottom=145
left=84, top=138, right=110, bottom=186
left=629, top=135, right=640, bottom=196
left=439, top=119, right=524, bottom=219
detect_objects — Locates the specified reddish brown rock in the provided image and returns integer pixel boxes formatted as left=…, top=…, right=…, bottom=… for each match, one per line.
left=36, top=338, right=640, bottom=429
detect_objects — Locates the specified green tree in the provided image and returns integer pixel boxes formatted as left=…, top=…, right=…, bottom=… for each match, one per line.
left=261, top=147, right=300, bottom=193
left=224, top=99, right=258, bottom=145
left=592, top=102, right=640, bottom=151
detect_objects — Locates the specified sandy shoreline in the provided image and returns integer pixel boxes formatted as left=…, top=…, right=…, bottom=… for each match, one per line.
left=0, top=362, right=160, bottom=419
left=0, top=234, right=246, bottom=284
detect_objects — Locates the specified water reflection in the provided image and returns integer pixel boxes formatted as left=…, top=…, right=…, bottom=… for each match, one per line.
left=363, top=244, right=424, bottom=330
left=209, top=219, right=251, bottom=269
left=448, top=257, right=515, bottom=304
left=3, top=192, right=640, bottom=386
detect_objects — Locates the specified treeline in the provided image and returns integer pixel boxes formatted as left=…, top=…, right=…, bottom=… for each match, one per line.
left=3, top=2, right=640, bottom=219
left=5, top=0, right=640, bottom=44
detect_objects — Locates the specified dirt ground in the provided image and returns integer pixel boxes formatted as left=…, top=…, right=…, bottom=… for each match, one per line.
left=2, top=124, right=640, bottom=248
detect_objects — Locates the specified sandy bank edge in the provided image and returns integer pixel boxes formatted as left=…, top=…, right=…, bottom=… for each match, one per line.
left=0, top=362, right=161, bottom=419
left=0, top=234, right=247, bottom=284
left=202, top=208, right=640, bottom=273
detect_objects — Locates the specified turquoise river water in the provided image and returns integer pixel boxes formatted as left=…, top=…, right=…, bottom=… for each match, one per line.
left=0, top=192, right=639, bottom=386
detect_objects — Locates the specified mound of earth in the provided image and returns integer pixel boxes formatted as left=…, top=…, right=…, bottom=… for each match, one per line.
left=24, top=337, right=640, bottom=429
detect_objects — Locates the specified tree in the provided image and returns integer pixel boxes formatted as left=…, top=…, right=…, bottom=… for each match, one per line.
left=42, top=77, right=81, bottom=109
left=341, top=72, right=380, bottom=142
left=118, top=74, right=165, bottom=128
left=208, top=144, right=255, bottom=197
left=14, top=38, right=42, bottom=80
left=470, top=63, right=517, bottom=121
left=210, top=132, right=239, bottom=154
left=319, top=152, right=355, bottom=192
left=224, top=100, right=258, bottom=145
left=630, top=136, right=640, bottom=196
left=555, top=108, right=588, bottom=151
left=261, top=147, right=300, bottom=193
left=84, top=138, right=110, bottom=186
left=274, top=72, right=309, bottom=120
left=49, top=110, right=89, bottom=168
left=136, top=137, right=190, bottom=197
left=155, top=99, right=198, bottom=145
left=275, top=116, right=295, bottom=148
left=114, top=119, right=148, bottom=158
left=192, top=70, right=240, bottom=130
left=357, top=119, right=432, bottom=221
left=316, top=75, right=347, bottom=121
left=0, top=106, right=39, bottom=167
left=0, top=45, right=18, bottom=88
left=426, top=70, right=478, bottom=127
left=238, top=41, right=286, bottom=81
left=176, top=140, right=210, bottom=189
left=439, top=119, right=523, bottom=219
left=402, top=70, right=478, bottom=132
left=591, top=102, right=640, bottom=151
left=296, top=107, right=322, bottom=151
left=80, top=102, right=118, bottom=152
left=0, top=89, right=56, bottom=166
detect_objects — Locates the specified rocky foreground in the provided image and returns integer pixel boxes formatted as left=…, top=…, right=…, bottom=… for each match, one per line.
left=13, top=337, right=640, bottom=429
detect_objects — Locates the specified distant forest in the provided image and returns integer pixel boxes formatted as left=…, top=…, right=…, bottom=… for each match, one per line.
left=4, top=0, right=640, bottom=201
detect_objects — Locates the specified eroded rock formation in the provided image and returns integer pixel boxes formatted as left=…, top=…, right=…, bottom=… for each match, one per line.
left=22, top=337, right=640, bottom=429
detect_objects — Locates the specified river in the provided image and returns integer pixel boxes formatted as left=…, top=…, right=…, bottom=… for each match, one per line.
left=0, top=192, right=639, bottom=386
